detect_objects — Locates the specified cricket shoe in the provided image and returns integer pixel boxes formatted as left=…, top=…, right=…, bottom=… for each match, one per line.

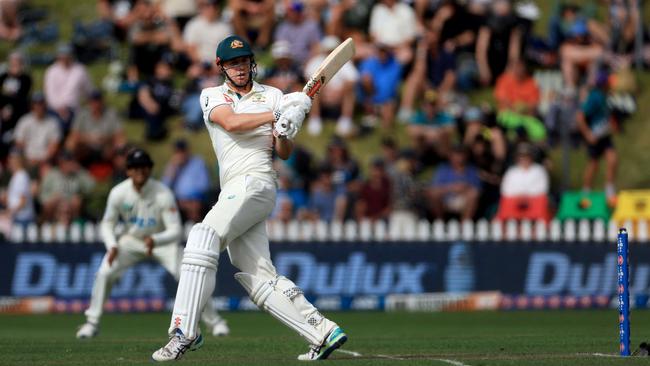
left=211, top=319, right=230, bottom=337
left=151, top=329, right=203, bottom=362
left=76, top=322, right=98, bottom=339
left=297, top=326, right=347, bottom=361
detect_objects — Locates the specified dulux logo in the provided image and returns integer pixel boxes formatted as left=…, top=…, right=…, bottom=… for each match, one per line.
left=11, top=253, right=169, bottom=297
left=275, top=252, right=430, bottom=295
left=525, top=252, right=650, bottom=296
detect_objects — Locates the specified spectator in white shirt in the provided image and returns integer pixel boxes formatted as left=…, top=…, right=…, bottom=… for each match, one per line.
left=43, top=44, right=93, bottom=135
left=1, top=149, right=35, bottom=227
left=182, top=0, right=232, bottom=65
left=304, top=36, right=359, bottom=137
left=501, top=143, right=549, bottom=198
left=368, top=0, right=418, bottom=63
left=13, top=92, right=62, bottom=169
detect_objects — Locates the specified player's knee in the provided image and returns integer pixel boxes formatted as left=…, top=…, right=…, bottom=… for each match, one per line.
left=183, top=223, right=220, bottom=270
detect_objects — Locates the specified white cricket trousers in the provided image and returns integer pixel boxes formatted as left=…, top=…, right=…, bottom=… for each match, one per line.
left=172, top=174, right=335, bottom=343
left=85, top=235, right=220, bottom=326
left=202, top=174, right=278, bottom=278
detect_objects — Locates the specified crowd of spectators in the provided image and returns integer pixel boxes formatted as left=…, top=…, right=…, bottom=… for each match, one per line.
left=0, top=0, right=648, bottom=234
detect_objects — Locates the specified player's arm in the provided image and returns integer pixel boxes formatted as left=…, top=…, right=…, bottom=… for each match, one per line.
left=274, top=135, right=294, bottom=160
left=150, top=192, right=182, bottom=245
left=209, top=105, right=275, bottom=132
left=100, top=189, right=120, bottom=251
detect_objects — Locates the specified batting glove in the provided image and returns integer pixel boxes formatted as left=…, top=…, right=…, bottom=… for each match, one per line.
left=277, top=92, right=312, bottom=115
left=274, top=105, right=305, bottom=139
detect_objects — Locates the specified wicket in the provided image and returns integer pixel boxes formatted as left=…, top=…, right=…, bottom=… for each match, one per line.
left=618, top=228, right=630, bottom=356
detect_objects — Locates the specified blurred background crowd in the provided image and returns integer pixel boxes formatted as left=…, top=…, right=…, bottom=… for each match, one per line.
left=0, top=0, right=648, bottom=235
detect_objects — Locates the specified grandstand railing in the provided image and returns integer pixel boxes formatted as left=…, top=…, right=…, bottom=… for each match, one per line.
left=4, top=218, right=648, bottom=243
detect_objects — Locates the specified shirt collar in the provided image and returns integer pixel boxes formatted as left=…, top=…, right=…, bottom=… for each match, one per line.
left=223, top=81, right=265, bottom=96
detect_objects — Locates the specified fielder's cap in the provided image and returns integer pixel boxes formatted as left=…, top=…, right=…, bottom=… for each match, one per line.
left=126, top=148, right=154, bottom=168
left=31, top=91, right=45, bottom=103
left=271, top=40, right=292, bottom=59
left=216, top=35, right=254, bottom=63
left=320, top=36, right=340, bottom=52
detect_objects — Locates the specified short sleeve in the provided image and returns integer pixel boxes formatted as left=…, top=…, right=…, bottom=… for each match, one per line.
left=201, top=88, right=232, bottom=124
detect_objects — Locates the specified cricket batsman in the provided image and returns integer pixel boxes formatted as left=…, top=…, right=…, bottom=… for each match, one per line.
left=152, top=35, right=347, bottom=362
left=76, top=148, right=229, bottom=339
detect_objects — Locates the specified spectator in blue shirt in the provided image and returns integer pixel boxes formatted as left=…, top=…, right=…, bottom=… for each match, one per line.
left=577, top=69, right=617, bottom=202
left=162, top=139, right=211, bottom=223
left=306, top=165, right=346, bottom=222
left=408, top=89, right=455, bottom=159
left=429, top=144, right=481, bottom=220
left=358, top=44, right=403, bottom=129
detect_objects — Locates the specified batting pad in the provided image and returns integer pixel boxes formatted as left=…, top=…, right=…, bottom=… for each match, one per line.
left=235, top=272, right=332, bottom=346
left=170, top=223, right=220, bottom=339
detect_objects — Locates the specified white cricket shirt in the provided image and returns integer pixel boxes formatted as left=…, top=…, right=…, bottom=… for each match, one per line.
left=200, top=81, right=282, bottom=187
left=100, top=178, right=182, bottom=250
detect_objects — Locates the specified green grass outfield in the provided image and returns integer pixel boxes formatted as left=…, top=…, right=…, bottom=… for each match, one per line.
left=2, top=310, right=650, bottom=365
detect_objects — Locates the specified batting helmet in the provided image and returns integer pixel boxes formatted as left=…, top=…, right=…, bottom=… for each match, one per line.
left=216, top=35, right=254, bottom=64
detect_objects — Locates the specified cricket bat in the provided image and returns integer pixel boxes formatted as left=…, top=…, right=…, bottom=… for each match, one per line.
left=303, top=37, right=355, bottom=99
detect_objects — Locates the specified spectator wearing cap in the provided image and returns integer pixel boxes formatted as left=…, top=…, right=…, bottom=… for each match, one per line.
left=0, top=149, right=35, bottom=229
left=368, top=0, right=418, bottom=64
left=358, top=43, right=403, bottom=129
left=128, top=0, right=174, bottom=78
left=161, top=139, right=211, bottom=223
left=43, top=44, right=93, bottom=135
left=407, top=89, right=455, bottom=159
left=0, top=51, right=31, bottom=162
left=303, top=36, right=359, bottom=137
left=39, top=150, right=95, bottom=225
left=356, top=158, right=392, bottom=222
left=577, top=69, right=617, bottom=202
left=66, top=90, right=127, bottom=169
left=136, top=58, right=175, bottom=140
left=475, top=0, right=524, bottom=85
left=229, top=0, right=275, bottom=49
left=263, top=40, right=304, bottom=93
left=13, top=92, right=62, bottom=169
left=182, top=0, right=232, bottom=65
left=428, top=144, right=481, bottom=220
left=274, top=1, right=322, bottom=68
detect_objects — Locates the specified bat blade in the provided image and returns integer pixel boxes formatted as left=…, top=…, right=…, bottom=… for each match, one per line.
left=303, top=38, right=355, bottom=99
